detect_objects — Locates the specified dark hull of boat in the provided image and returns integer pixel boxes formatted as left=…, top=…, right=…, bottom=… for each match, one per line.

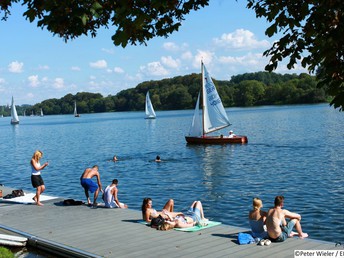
left=185, top=135, right=248, bottom=144
left=10, top=120, right=19, bottom=125
left=145, top=116, right=156, bottom=119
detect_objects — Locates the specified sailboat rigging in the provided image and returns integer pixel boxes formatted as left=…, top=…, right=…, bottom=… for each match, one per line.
left=74, top=101, right=80, bottom=117
left=145, top=91, right=156, bottom=119
left=185, top=62, right=248, bottom=144
left=10, top=96, right=19, bottom=125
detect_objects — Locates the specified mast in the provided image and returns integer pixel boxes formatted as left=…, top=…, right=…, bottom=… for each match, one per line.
left=201, top=61, right=206, bottom=136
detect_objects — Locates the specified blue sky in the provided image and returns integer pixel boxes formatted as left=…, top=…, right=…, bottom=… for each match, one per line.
left=0, top=0, right=308, bottom=105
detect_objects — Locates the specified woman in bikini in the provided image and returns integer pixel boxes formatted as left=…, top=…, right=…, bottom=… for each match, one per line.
left=142, top=197, right=180, bottom=222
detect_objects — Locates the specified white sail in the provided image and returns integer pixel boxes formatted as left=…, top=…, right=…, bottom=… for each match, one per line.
left=10, top=96, right=19, bottom=124
left=145, top=91, right=156, bottom=119
left=202, top=63, right=230, bottom=134
left=188, top=91, right=202, bottom=136
left=40, top=108, right=43, bottom=117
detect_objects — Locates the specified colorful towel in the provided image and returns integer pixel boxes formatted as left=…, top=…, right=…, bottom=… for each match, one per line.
left=174, top=221, right=222, bottom=232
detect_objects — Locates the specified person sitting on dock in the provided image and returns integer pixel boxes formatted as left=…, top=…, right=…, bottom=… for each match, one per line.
left=249, top=197, right=268, bottom=240
left=266, top=196, right=308, bottom=242
left=103, top=179, right=127, bottom=209
left=80, top=165, right=103, bottom=207
left=142, top=198, right=180, bottom=222
left=159, top=201, right=208, bottom=230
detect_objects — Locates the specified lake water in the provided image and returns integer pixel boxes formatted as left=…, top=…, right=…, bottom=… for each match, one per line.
left=1, top=103, right=343, bottom=244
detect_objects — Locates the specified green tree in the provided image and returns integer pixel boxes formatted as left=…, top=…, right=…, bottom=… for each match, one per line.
left=247, top=0, right=344, bottom=110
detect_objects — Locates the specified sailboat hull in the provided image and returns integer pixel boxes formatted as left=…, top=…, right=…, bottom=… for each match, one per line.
left=145, top=115, right=156, bottom=119
left=10, top=120, right=19, bottom=125
left=185, top=135, right=248, bottom=144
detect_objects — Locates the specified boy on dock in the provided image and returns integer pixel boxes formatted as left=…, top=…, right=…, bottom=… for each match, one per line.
left=80, top=165, right=103, bottom=207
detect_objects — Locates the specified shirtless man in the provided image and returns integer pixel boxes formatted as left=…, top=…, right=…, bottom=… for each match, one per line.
left=103, top=179, right=128, bottom=209
left=80, top=165, right=103, bottom=207
left=266, top=196, right=308, bottom=242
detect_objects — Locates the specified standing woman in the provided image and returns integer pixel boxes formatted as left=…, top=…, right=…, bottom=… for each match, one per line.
left=30, top=150, right=49, bottom=206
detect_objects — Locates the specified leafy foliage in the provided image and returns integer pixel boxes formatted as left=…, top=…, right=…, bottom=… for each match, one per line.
left=247, top=0, right=344, bottom=110
left=0, top=0, right=208, bottom=47
left=1, top=72, right=328, bottom=116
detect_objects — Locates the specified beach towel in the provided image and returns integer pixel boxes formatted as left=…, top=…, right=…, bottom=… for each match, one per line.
left=173, top=221, right=222, bottom=232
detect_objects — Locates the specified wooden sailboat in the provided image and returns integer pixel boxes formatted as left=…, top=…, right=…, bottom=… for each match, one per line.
left=10, top=96, right=19, bottom=125
left=185, top=62, right=248, bottom=144
left=145, top=91, right=156, bottom=119
left=74, top=101, right=80, bottom=117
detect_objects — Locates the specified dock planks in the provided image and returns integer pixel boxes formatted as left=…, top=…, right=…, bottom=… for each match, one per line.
left=0, top=186, right=340, bottom=258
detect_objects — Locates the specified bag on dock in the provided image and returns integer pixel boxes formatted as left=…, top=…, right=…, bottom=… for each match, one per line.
left=237, top=232, right=256, bottom=245
left=63, top=199, right=84, bottom=206
left=3, top=189, right=24, bottom=199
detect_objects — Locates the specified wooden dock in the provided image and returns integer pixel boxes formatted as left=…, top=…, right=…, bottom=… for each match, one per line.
left=0, top=186, right=340, bottom=258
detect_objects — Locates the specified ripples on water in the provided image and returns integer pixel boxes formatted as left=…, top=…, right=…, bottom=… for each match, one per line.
left=0, top=104, right=343, bottom=243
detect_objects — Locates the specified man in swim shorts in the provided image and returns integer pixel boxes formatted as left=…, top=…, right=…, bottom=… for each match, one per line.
left=80, top=165, right=103, bottom=207
left=266, top=196, right=308, bottom=242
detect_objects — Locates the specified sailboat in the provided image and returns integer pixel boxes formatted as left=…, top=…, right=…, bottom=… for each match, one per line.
left=40, top=108, right=44, bottom=117
left=145, top=91, right=156, bottom=119
left=185, top=62, right=248, bottom=144
left=10, top=96, right=19, bottom=125
left=74, top=101, right=80, bottom=117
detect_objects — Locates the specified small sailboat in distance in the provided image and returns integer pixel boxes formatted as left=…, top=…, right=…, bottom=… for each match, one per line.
left=10, top=96, right=19, bottom=125
left=145, top=91, right=156, bottom=119
left=74, top=101, right=80, bottom=117
left=40, top=108, right=44, bottom=117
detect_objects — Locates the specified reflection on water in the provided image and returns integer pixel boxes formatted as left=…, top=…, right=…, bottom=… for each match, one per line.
left=0, top=104, right=343, bottom=244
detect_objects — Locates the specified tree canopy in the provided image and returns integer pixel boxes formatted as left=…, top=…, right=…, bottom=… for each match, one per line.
left=1, top=72, right=328, bottom=117
left=1, top=0, right=342, bottom=110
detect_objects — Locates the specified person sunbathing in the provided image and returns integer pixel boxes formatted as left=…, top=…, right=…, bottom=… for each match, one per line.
left=159, top=201, right=208, bottom=230
left=141, top=197, right=181, bottom=222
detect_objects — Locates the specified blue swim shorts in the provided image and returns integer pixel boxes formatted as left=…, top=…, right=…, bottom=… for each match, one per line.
left=186, top=207, right=201, bottom=222
left=80, top=178, right=98, bottom=193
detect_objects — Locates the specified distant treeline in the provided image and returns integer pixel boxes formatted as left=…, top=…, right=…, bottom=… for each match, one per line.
left=2, top=72, right=329, bottom=116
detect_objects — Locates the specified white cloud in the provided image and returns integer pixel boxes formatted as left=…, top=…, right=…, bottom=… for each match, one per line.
left=161, top=56, right=180, bottom=69
left=71, top=66, right=81, bottom=71
left=213, top=29, right=270, bottom=50
left=53, top=78, right=65, bottom=89
left=90, top=75, right=96, bottom=80
left=163, top=42, right=179, bottom=51
left=8, top=61, right=24, bottom=73
left=140, top=62, right=169, bottom=76
left=193, top=50, right=214, bottom=68
left=0, top=78, right=5, bottom=84
left=26, top=93, right=34, bottom=99
left=38, top=65, right=49, bottom=70
left=101, top=48, right=115, bottom=54
left=89, top=60, right=107, bottom=69
left=28, top=75, right=40, bottom=87
left=114, top=67, right=124, bottom=73
left=181, top=51, right=193, bottom=60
